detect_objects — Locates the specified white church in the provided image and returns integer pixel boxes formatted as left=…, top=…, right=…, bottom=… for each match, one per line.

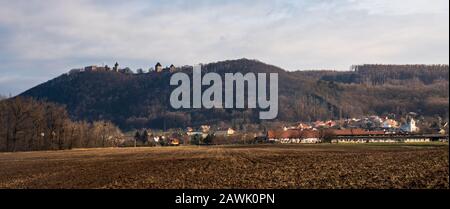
left=401, top=117, right=419, bottom=133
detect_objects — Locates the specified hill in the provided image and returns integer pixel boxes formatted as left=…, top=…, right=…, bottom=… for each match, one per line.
left=20, top=59, right=449, bottom=130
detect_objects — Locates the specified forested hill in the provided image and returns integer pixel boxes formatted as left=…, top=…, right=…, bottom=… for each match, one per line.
left=20, top=59, right=449, bottom=130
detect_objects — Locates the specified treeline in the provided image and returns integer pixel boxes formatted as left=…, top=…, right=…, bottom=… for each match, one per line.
left=0, top=97, right=124, bottom=152
left=321, top=64, right=449, bottom=85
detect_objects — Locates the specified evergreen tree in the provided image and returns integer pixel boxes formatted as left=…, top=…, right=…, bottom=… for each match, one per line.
left=142, top=130, right=149, bottom=143
left=134, top=131, right=141, bottom=142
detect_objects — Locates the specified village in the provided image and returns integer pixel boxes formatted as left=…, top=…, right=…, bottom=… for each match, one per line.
left=127, top=113, right=449, bottom=147
left=66, top=63, right=449, bottom=146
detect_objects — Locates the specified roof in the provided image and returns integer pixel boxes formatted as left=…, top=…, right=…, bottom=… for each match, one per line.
left=267, top=130, right=277, bottom=138
left=302, top=130, right=320, bottom=138
left=214, top=131, right=228, bottom=136
left=280, top=130, right=300, bottom=138
left=333, top=129, right=385, bottom=136
left=269, top=129, right=320, bottom=139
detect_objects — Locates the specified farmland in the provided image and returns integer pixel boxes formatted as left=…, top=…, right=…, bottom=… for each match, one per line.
left=0, top=143, right=448, bottom=189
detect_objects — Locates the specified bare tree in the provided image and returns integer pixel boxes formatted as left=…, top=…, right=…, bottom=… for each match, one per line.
left=0, top=97, right=125, bottom=152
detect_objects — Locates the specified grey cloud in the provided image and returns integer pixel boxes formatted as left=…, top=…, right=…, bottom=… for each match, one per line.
left=0, top=0, right=448, bottom=95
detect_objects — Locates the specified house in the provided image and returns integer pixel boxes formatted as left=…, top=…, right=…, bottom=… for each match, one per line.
left=169, top=138, right=180, bottom=146
left=325, top=120, right=336, bottom=127
left=400, top=118, right=419, bottom=133
left=227, top=128, right=236, bottom=135
left=382, top=118, right=398, bottom=129
left=200, top=125, right=210, bottom=133
left=297, top=123, right=312, bottom=130
left=69, top=68, right=83, bottom=74
left=314, top=121, right=327, bottom=128
left=267, top=130, right=277, bottom=139
left=268, top=129, right=320, bottom=144
left=186, top=128, right=208, bottom=139
left=332, top=129, right=386, bottom=143
left=369, top=115, right=383, bottom=124
left=440, top=122, right=448, bottom=135
left=155, top=62, right=163, bottom=72
left=313, top=120, right=336, bottom=128
left=84, top=65, right=107, bottom=72
left=169, top=64, right=177, bottom=72
left=187, top=130, right=202, bottom=136
left=152, top=135, right=166, bottom=143
left=301, top=130, right=321, bottom=143
left=333, top=129, right=385, bottom=136
left=153, top=136, right=160, bottom=143
left=214, top=128, right=236, bottom=137
left=118, top=67, right=133, bottom=74
left=214, top=131, right=228, bottom=137
left=404, top=138, right=430, bottom=143
left=84, top=65, right=98, bottom=71
left=283, top=126, right=297, bottom=131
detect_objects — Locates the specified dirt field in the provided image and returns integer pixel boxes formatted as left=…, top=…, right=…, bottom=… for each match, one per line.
left=0, top=143, right=448, bottom=189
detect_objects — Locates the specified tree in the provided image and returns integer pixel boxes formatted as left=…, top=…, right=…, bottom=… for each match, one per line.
left=320, top=129, right=336, bottom=143
left=134, top=131, right=141, bottom=143
left=0, top=97, right=124, bottom=152
left=3, top=97, right=35, bottom=151
left=113, top=62, right=119, bottom=72
left=142, top=130, right=149, bottom=144
left=190, top=134, right=201, bottom=145
left=121, top=67, right=133, bottom=74
left=202, top=134, right=214, bottom=145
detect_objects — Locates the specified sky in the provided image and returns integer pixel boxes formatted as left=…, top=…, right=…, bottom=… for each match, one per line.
left=0, top=0, right=449, bottom=96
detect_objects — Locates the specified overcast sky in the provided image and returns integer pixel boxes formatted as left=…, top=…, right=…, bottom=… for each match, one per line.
left=0, top=0, right=449, bottom=96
